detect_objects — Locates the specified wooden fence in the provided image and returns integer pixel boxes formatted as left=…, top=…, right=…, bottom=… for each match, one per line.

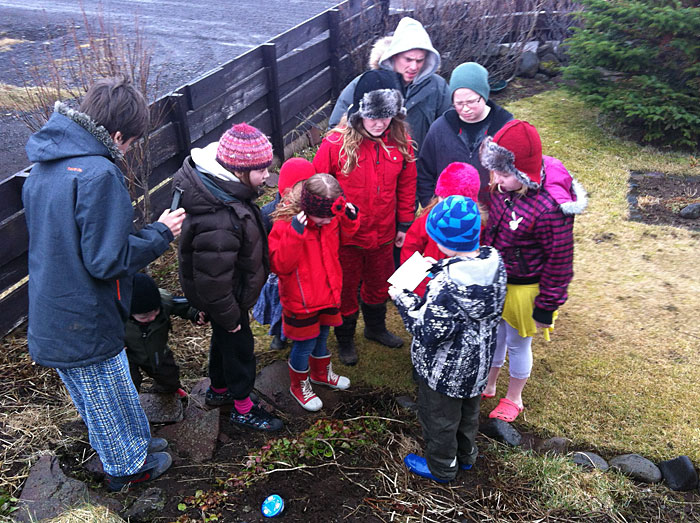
left=0, top=0, right=390, bottom=337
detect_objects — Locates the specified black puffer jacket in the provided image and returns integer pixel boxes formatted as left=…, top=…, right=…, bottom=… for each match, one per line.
left=174, top=158, right=269, bottom=331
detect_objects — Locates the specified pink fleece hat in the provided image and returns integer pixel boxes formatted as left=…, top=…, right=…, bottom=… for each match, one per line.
left=278, top=158, right=315, bottom=196
left=435, top=162, right=480, bottom=201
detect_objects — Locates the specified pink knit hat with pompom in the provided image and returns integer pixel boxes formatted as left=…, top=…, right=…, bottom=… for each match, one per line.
left=435, top=162, right=480, bottom=201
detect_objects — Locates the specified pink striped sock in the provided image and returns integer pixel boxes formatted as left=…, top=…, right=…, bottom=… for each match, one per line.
left=234, top=396, right=253, bottom=414
left=211, top=386, right=227, bottom=394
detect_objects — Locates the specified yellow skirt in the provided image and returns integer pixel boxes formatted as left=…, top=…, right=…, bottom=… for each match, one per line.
left=502, top=283, right=558, bottom=340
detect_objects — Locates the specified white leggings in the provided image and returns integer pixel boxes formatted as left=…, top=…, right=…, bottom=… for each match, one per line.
left=491, top=319, right=532, bottom=379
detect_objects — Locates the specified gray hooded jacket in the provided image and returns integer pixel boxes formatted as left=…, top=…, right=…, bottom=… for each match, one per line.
left=329, top=17, right=452, bottom=152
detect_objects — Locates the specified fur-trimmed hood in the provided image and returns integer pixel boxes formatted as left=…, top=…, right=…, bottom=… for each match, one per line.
left=374, top=17, right=441, bottom=85
left=26, top=101, right=122, bottom=164
left=542, top=156, right=588, bottom=215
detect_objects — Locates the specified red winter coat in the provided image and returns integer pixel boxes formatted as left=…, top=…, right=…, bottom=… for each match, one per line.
left=269, top=211, right=360, bottom=315
left=313, top=131, right=417, bottom=249
left=400, top=212, right=446, bottom=297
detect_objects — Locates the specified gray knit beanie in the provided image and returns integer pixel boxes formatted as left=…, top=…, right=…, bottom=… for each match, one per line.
left=449, top=62, right=490, bottom=102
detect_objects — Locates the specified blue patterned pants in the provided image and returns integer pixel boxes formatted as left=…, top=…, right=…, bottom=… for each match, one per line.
left=57, top=349, right=150, bottom=476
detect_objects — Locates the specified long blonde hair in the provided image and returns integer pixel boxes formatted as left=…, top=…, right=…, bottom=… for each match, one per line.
left=271, top=173, right=342, bottom=222
left=328, top=114, right=415, bottom=175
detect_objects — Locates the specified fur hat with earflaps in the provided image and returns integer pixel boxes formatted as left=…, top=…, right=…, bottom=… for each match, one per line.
left=348, top=70, right=406, bottom=127
left=479, top=119, right=543, bottom=189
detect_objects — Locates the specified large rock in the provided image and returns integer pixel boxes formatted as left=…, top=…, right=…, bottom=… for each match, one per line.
left=679, top=203, right=700, bottom=219
left=609, top=453, right=662, bottom=483
left=480, top=419, right=522, bottom=447
left=156, top=405, right=220, bottom=463
left=538, top=52, right=561, bottom=77
left=572, top=451, right=609, bottom=471
left=188, top=377, right=212, bottom=409
left=254, top=359, right=344, bottom=415
left=15, top=454, right=121, bottom=522
left=536, top=437, right=571, bottom=455
left=517, top=51, right=540, bottom=78
left=658, top=456, right=698, bottom=491
left=139, top=392, right=184, bottom=423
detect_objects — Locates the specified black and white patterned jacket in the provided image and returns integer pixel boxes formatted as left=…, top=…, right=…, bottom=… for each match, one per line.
left=392, top=246, right=506, bottom=399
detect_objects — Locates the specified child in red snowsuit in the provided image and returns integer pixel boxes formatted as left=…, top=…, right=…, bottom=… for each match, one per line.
left=268, top=173, right=360, bottom=411
left=313, top=69, right=417, bottom=366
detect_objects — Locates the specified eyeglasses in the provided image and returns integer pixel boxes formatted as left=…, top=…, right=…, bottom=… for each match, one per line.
left=453, top=97, right=483, bottom=109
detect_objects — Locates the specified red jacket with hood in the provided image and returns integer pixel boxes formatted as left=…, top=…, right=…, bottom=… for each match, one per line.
left=313, top=131, right=417, bottom=249
left=269, top=210, right=360, bottom=315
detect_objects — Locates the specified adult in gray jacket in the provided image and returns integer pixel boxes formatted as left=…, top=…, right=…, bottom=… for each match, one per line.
left=329, top=17, right=451, bottom=153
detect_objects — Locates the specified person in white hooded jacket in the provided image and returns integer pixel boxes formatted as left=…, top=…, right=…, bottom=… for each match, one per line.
left=329, top=17, right=451, bottom=154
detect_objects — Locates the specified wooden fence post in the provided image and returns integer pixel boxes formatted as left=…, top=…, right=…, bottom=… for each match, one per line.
left=327, top=8, right=343, bottom=102
left=168, top=91, right=192, bottom=159
left=262, top=43, right=285, bottom=164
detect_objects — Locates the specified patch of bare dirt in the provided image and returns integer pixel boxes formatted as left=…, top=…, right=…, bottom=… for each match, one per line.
left=628, top=171, right=700, bottom=231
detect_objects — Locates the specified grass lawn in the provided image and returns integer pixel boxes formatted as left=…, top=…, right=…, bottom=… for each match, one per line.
left=342, top=88, right=700, bottom=463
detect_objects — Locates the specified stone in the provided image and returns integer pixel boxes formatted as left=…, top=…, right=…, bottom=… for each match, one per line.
left=139, top=392, right=184, bottom=423
left=395, top=395, right=418, bottom=413
left=609, top=453, right=662, bottom=483
left=84, top=454, right=105, bottom=476
left=536, top=436, right=572, bottom=455
left=156, top=405, right=220, bottom=463
left=189, top=377, right=211, bottom=409
left=535, top=73, right=550, bottom=82
left=537, top=42, right=554, bottom=58
left=254, top=360, right=342, bottom=415
left=679, top=203, right=700, bottom=219
left=523, top=41, right=539, bottom=54
left=658, top=456, right=698, bottom=491
left=556, top=42, right=570, bottom=65
left=124, top=487, right=166, bottom=520
left=572, top=451, right=609, bottom=471
left=538, top=52, right=561, bottom=77
left=15, top=454, right=120, bottom=522
left=517, top=51, right=539, bottom=78
left=480, top=419, right=522, bottom=447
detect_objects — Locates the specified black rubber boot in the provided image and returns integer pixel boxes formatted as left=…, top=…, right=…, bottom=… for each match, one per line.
left=335, top=312, right=359, bottom=366
left=361, top=302, right=404, bottom=348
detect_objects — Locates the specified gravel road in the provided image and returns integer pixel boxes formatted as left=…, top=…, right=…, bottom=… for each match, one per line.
left=0, top=0, right=342, bottom=179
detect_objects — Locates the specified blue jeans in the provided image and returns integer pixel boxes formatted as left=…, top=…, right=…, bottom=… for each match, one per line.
left=289, top=325, right=330, bottom=371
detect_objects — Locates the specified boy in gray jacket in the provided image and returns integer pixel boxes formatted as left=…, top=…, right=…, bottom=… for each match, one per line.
left=389, top=196, right=506, bottom=483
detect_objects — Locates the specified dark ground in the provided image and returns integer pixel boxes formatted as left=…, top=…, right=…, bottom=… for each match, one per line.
left=628, top=171, right=700, bottom=231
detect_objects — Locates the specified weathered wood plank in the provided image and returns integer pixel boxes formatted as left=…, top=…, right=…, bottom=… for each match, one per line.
left=280, top=68, right=332, bottom=124
left=0, top=254, right=27, bottom=293
left=0, top=210, right=28, bottom=268
left=0, top=283, right=28, bottom=337
left=0, top=173, right=28, bottom=223
left=186, top=70, right=270, bottom=144
left=270, top=11, right=329, bottom=58
left=186, top=47, right=266, bottom=110
left=277, top=38, right=331, bottom=87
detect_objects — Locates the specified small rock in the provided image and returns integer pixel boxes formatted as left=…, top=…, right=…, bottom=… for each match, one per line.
left=556, top=42, right=570, bottom=64
left=124, top=487, right=166, bottom=520
left=480, top=419, right=522, bottom=447
left=139, top=392, right=184, bottom=423
left=609, top=453, right=662, bottom=483
left=189, top=377, right=212, bottom=409
left=16, top=454, right=120, bottom=522
left=84, top=454, right=105, bottom=476
left=536, top=436, right=571, bottom=455
left=572, top=451, right=609, bottom=471
left=395, top=395, right=418, bottom=413
left=679, top=203, right=700, bottom=219
left=534, top=73, right=550, bottom=82
left=658, top=456, right=698, bottom=491
left=537, top=42, right=554, bottom=58
left=517, top=51, right=539, bottom=79
left=538, top=52, right=561, bottom=77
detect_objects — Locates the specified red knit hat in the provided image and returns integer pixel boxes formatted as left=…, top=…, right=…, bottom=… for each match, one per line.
left=216, top=122, right=273, bottom=172
left=278, top=157, right=315, bottom=196
left=435, top=162, right=480, bottom=201
left=479, top=119, right=543, bottom=188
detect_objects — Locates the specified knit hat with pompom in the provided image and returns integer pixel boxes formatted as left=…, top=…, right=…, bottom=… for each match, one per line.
left=216, top=122, right=273, bottom=172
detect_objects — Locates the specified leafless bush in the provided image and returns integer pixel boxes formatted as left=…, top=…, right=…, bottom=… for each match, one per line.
left=11, top=4, right=162, bottom=222
left=400, top=0, right=580, bottom=83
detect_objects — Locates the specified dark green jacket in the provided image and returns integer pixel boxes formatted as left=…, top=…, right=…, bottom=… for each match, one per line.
left=124, top=289, right=197, bottom=370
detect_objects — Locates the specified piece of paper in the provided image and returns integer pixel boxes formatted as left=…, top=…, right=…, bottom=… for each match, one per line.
left=387, top=251, right=433, bottom=292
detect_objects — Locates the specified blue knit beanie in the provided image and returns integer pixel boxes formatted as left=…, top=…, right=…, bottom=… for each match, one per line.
left=426, top=195, right=481, bottom=252
left=449, top=62, right=490, bottom=101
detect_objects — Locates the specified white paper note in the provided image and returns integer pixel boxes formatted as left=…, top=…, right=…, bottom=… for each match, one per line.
left=387, top=251, right=433, bottom=292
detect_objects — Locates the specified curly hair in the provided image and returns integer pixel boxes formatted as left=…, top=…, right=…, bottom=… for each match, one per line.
left=271, top=173, right=342, bottom=222
left=328, top=113, right=415, bottom=175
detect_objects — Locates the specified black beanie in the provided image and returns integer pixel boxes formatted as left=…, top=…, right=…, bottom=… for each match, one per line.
left=131, top=273, right=161, bottom=314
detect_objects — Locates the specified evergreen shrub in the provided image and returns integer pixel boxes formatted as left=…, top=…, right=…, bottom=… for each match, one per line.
left=564, top=0, right=700, bottom=150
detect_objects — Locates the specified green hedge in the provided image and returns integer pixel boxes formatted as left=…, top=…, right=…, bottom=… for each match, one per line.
left=564, top=0, right=700, bottom=149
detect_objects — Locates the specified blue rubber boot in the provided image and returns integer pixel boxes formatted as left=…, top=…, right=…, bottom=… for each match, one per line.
left=403, top=453, right=451, bottom=483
